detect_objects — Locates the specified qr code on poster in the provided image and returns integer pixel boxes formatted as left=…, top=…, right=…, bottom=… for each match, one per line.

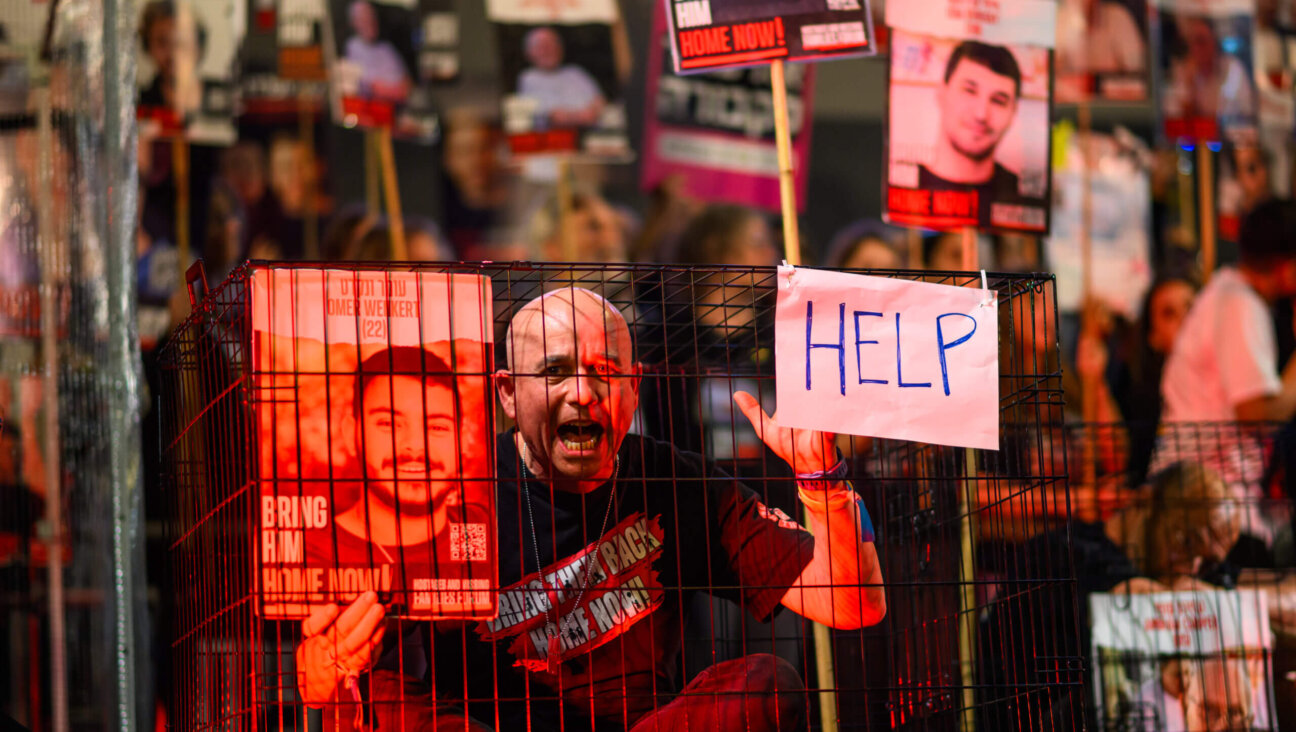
left=451, top=523, right=487, bottom=562
left=826, top=0, right=861, bottom=10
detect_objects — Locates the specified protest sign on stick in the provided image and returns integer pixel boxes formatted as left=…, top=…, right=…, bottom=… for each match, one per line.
left=663, top=0, right=876, bottom=74
left=488, top=0, right=631, bottom=161
left=643, top=6, right=817, bottom=212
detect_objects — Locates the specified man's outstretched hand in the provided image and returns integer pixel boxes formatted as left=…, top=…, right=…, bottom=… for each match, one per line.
left=296, top=591, right=388, bottom=708
left=733, top=391, right=837, bottom=475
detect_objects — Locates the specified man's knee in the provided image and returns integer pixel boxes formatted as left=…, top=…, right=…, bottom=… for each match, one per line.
left=744, top=654, right=806, bottom=728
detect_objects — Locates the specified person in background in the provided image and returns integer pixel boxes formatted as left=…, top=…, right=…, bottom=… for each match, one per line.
left=992, top=232, right=1041, bottom=272
left=218, top=142, right=298, bottom=260
left=347, top=216, right=453, bottom=262
left=823, top=220, right=907, bottom=270
left=979, top=462, right=1255, bottom=731
left=644, top=205, right=781, bottom=461
left=630, top=174, right=701, bottom=263
left=1156, top=199, right=1296, bottom=548
left=440, top=108, right=508, bottom=259
left=517, top=27, right=605, bottom=128
left=344, top=0, right=411, bottom=104
left=1107, top=276, right=1198, bottom=483
left=138, top=1, right=177, bottom=109
left=1220, top=144, right=1275, bottom=245
left=202, top=180, right=244, bottom=271
left=527, top=186, right=628, bottom=263
left=1055, top=0, right=1146, bottom=79
left=923, top=231, right=968, bottom=271
left=269, top=134, right=328, bottom=240
left=1161, top=199, right=1296, bottom=425
left=137, top=0, right=204, bottom=117
left=404, top=215, right=455, bottom=261
left=1164, top=15, right=1256, bottom=123
left=321, top=204, right=375, bottom=262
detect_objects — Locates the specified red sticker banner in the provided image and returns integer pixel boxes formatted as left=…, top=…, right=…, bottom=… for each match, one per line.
left=664, top=0, right=875, bottom=75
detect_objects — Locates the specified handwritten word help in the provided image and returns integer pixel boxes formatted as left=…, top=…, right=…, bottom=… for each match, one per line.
left=774, top=267, right=999, bottom=450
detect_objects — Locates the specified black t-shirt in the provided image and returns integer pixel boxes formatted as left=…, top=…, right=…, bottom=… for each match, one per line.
left=918, top=162, right=1028, bottom=228
left=424, top=431, right=816, bottom=731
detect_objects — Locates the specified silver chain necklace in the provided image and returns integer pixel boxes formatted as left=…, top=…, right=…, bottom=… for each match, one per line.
left=519, top=438, right=619, bottom=675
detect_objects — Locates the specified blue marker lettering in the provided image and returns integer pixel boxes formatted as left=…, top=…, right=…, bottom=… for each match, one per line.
left=936, top=313, right=977, bottom=396
left=805, top=301, right=846, bottom=395
left=853, top=311, right=887, bottom=385
left=895, top=312, right=931, bottom=389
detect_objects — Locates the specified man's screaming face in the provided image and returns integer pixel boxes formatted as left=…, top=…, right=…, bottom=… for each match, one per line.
left=499, top=288, right=640, bottom=488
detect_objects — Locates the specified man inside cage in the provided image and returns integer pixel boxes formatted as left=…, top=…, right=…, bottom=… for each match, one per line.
left=300, top=346, right=493, bottom=614
left=295, top=286, right=885, bottom=730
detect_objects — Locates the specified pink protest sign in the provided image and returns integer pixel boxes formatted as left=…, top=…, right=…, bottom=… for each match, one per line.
left=774, top=267, right=1000, bottom=450
left=641, top=5, right=815, bottom=212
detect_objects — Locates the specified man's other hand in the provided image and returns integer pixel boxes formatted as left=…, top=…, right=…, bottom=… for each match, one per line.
left=733, top=391, right=836, bottom=474
left=295, top=591, right=388, bottom=708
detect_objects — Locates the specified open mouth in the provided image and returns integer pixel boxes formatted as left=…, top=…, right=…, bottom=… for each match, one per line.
left=557, top=420, right=604, bottom=452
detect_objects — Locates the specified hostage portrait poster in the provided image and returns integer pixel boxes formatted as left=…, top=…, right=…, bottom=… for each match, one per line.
left=884, top=29, right=1053, bottom=233
left=1158, top=0, right=1259, bottom=144
left=250, top=267, right=497, bottom=620
left=487, top=0, right=631, bottom=160
left=1090, top=590, right=1275, bottom=731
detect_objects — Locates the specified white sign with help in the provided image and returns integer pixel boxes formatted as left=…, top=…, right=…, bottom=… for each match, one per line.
left=774, top=267, right=999, bottom=450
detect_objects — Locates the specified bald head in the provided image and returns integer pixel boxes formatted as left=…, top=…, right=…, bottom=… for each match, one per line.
left=498, top=287, right=639, bottom=492
left=505, top=287, right=631, bottom=370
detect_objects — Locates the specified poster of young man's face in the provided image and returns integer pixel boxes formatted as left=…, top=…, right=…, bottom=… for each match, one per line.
left=328, top=0, right=444, bottom=141
left=136, top=0, right=241, bottom=143
left=1158, top=1, right=1258, bottom=144
left=1054, top=0, right=1150, bottom=102
left=492, top=21, right=628, bottom=159
left=251, top=269, right=497, bottom=619
left=885, top=31, right=1051, bottom=234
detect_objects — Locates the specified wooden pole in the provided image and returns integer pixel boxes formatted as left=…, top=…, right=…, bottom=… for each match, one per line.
left=172, top=136, right=190, bottom=268
left=772, top=57, right=833, bottom=731
left=375, top=126, right=407, bottom=260
left=35, top=85, right=69, bottom=732
left=959, top=226, right=976, bottom=271
left=771, top=59, right=801, bottom=266
left=556, top=157, right=577, bottom=261
left=1078, top=104, right=1098, bottom=495
left=364, top=128, right=380, bottom=218
left=907, top=227, right=922, bottom=269
left=1179, top=147, right=1196, bottom=252
left=958, top=225, right=978, bottom=732
left=1198, top=145, right=1216, bottom=282
left=299, top=90, right=319, bottom=259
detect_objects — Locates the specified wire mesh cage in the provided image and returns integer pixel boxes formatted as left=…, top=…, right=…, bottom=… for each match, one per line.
left=1063, top=420, right=1294, bottom=732
left=158, top=261, right=1082, bottom=731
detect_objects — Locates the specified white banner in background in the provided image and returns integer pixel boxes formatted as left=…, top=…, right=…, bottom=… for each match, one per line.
left=886, top=0, right=1057, bottom=47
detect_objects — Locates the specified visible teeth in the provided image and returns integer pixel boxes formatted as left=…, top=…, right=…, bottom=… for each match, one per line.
left=561, top=436, right=598, bottom=451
